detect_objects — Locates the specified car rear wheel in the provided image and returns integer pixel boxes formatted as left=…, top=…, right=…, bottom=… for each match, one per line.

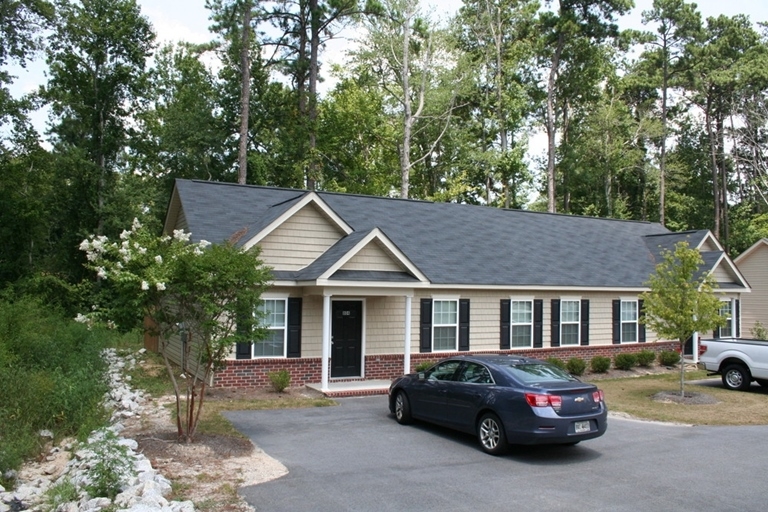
left=394, top=390, right=413, bottom=425
left=722, top=364, right=751, bottom=391
left=478, top=413, right=508, bottom=455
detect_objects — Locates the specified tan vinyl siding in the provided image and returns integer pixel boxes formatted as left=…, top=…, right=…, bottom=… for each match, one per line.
left=258, top=204, right=344, bottom=270
left=341, top=241, right=404, bottom=271
left=364, top=296, right=406, bottom=354
left=176, top=207, right=188, bottom=232
left=712, top=264, right=733, bottom=283
left=406, top=290, right=659, bottom=353
left=700, top=238, right=718, bottom=251
left=737, top=247, right=768, bottom=336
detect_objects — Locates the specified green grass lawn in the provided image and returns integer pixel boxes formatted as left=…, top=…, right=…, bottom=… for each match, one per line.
left=591, top=370, right=768, bottom=425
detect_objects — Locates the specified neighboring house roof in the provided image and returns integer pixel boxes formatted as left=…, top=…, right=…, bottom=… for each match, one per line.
left=734, top=238, right=768, bottom=264
left=165, top=179, right=749, bottom=290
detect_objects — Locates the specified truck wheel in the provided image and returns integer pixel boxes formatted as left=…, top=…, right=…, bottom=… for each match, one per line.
left=722, top=364, right=751, bottom=391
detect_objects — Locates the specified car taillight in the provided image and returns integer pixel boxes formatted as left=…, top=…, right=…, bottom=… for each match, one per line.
left=699, top=344, right=707, bottom=357
left=525, top=393, right=562, bottom=412
left=592, top=390, right=604, bottom=403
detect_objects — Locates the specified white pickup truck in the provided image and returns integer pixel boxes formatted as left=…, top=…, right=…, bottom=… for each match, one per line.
left=698, top=338, right=768, bottom=391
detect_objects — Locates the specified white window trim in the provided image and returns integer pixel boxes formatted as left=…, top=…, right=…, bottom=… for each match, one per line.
left=432, top=298, right=459, bottom=352
left=255, top=297, right=289, bottom=358
left=718, top=298, right=734, bottom=338
left=620, top=298, right=639, bottom=343
left=510, top=297, right=534, bottom=348
left=560, top=298, right=581, bottom=346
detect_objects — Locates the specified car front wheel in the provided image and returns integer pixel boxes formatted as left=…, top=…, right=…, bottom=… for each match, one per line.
left=394, top=390, right=413, bottom=424
left=478, top=413, right=508, bottom=455
left=722, top=364, right=751, bottom=391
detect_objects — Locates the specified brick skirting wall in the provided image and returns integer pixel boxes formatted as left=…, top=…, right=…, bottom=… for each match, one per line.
left=212, top=341, right=680, bottom=389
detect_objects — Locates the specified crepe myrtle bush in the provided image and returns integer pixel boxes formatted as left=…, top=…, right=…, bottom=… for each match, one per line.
left=78, top=219, right=272, bottom=442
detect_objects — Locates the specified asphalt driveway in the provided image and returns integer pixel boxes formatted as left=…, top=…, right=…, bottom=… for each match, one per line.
left=226, top=394, right=768, bottom=512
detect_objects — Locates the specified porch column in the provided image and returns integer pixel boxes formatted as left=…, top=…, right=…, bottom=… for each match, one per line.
left=404, top=294, right=412, bottom=375
left=321, top=293, right=331, bottom=391
left=692, top=331, right=699, bottom=364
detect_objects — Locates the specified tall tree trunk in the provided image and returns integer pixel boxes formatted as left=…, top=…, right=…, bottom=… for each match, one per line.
left=706, top=95, right=720, bottom=239
left=237, top=3, right=252, bottom=185
left=659, top=44, right=668, bottom=226
left=546, top=33, right=564, bottom=213
left=400, top=12, right=412, bottom=199
left=307, top=0, right=320, bottom=191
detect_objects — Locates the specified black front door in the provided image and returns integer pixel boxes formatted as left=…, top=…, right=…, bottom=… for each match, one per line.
left=331, top=301, right=363, bottom=378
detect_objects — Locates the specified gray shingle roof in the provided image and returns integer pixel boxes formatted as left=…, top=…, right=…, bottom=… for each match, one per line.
left=170, top=179, right=685, bottom=288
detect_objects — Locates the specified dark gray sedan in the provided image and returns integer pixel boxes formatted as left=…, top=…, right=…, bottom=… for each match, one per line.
left=388, top=354, right=607, bottom=454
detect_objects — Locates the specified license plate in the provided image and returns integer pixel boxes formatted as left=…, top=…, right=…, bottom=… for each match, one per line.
left=574, top=420, right=591, bottom=433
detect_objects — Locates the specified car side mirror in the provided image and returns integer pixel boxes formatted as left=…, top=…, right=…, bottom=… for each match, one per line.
left=418, top=372, right=426, bottom=380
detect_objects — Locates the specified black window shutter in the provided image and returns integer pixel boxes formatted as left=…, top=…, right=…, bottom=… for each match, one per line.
left=533, top=300, right=543, bottom=348
left=287, top=297, right=302, bottom=358
left=235, top=308, right=252, bottom=359
left=459, top=299, right=470, bottom=351
left=735, top=300, right=740, bottom=337
left=500, top=299, right=511, bottom=350
left=235, top=340, right=251, bottom=359
left=580, top=299, right=590, bottom=346
left=550, top=299, right=560, bottom=348
left=638, top=299, right=646, bottom=343
left=612, top=300, right=621, bottom=345
left=420, top=299, right=432, bottom=353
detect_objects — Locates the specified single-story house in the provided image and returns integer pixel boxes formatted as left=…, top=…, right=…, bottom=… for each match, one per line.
left=161, top=179, right=749, bottom=394
left=734, top=239, right=768, bottom=337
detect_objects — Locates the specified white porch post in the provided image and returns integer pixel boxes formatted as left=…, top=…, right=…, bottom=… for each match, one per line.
left=692, top=331, right=699, bottom=364
left=321, top=293, right=331, bottom=391
left=404, top=295, right=412, bottom=375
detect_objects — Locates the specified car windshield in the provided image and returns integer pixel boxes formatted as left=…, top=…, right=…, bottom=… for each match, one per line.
left=501, top=363, right=577, bottom=385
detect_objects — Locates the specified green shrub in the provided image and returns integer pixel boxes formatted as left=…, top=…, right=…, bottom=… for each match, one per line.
left=45, top=479, right=79, bottom=510
left=590, top=356, right=611, bottom=373
left=414, top=360, right=435, bottom=372
left=614, top=353, right=637, bottom=370
left=0, top=298, right=115, bottom=476
left=658, top=349, right=681, bottom=366
left=751, top=321, right=768, bottom=340
left=267, top=369, right=291, bottom=392
left=566, top=357, right=587, bottom=376
left=84, top=430, right=134, bottom=500
left=636, top=350, right=656, bottom=367
left=546, top=357, right=566, bottom=370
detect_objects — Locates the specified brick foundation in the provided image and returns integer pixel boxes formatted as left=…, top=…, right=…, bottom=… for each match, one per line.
left=213, top=342, right=679, bottom=390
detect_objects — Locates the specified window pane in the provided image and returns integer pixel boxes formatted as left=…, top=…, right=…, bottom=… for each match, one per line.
left=621, top=301, right=637, bottom=321
left=622, top=323, right=637, bottom=343
left=433, top=326, right=456, bottom=351
left=511, top=325, right=532, bottom=347
left=719, top=302, right=732, bottom=337
left=434, top=300, right=457, bottom=325
left=511, top=301, right=532, bottom=323
left=561, top=324, right=579, bottom=345
left=259, top=299, right=286, bottom=328
left=254, top=329, right=284, bottom=357
left=561, top=301, right=580, bottom=322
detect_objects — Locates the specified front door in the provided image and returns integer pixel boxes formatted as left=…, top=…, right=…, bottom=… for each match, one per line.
left=331, top=300, right=363, bottom=378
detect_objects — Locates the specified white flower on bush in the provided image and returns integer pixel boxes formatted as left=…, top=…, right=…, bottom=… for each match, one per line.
left=156, top=282, right=166, bottom=291
left=75, top=313, right=88, bottom=323
left=141, top=281, right=149, bottom=291
left=199, top=240, right=211, bottom=248
left=96, top=267, right=108, bottom=279
left=79, top=239, right=91, bottom=251
left=132, top=218, right=142, bottom=230
left=173, top=229, right=191, bottom=242
left=155, top=255, right=163, bottom=264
